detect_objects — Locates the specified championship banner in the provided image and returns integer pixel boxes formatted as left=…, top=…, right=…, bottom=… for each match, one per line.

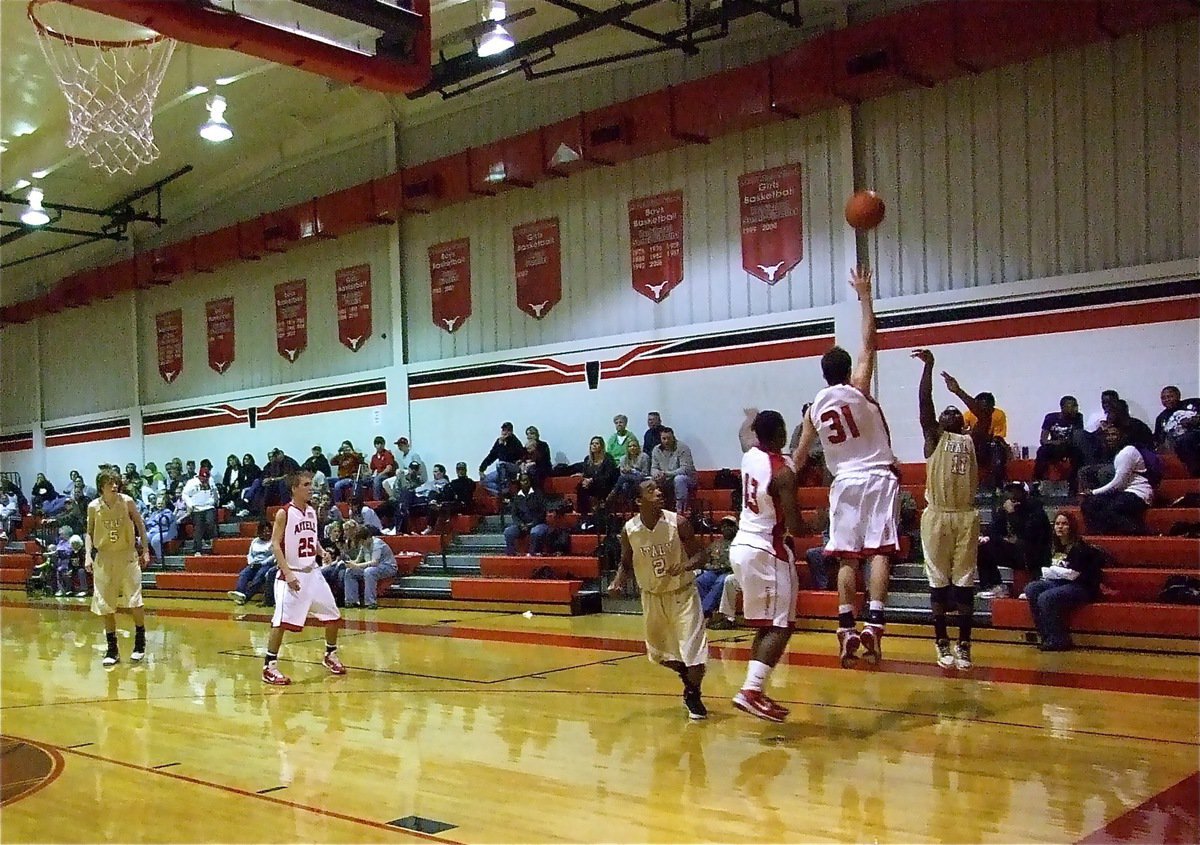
left=739, top=164, right=803, bottom=285
left=205, top=297, right=235, bottom=374
left=513, top=218, right=561, bottom=319
left=274, top=279, right=307, bottom=362
left=155, top=309, right=182, bottom=383
left=628, top=190, right=684, bottom=302
left=335, top=264, right=372, bottom=352
left=429, top=238, right=472, bottom=333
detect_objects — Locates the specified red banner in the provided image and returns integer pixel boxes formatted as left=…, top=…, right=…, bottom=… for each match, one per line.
left=629, top=190, right=684, bottom=302
left=513, top=218, right=561, bottom=319
left=155, top=309, right=182, bottom=383
left=739, top=164, right=803, bottom=284
left=429, top=238, right=471, bottom=333
left=206, top=297, right=235, bottom=374
left=335, top=264, right=372, bottom=352
left=275, top=279, right=307, bottom=362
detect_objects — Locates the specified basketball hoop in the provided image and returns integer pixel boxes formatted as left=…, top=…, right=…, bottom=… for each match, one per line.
left=28, top=0, right=176, bottom=176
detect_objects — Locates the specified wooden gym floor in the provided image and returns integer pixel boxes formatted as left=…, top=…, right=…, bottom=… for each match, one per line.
left=1, top=595, right=1197, bottom=844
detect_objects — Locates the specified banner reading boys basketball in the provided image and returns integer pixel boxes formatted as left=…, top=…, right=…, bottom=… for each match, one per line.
left=274, top=279, right=307, bottom=363
left=335, top=264, right=372, bottom=352
left=155, top=309, right=182, bottom=384
left=629, top=190, right=684, bottom=302
left=739, top=164, right=803, bottom=285
left=513, top=218, right=561, bottom=319
left=205, top=297, right=235, bottom=375
left=429, top=238, right=471, bottom=333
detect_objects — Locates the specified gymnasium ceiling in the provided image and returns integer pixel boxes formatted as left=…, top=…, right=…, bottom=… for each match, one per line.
left=0, top=0, right=854, bottom=305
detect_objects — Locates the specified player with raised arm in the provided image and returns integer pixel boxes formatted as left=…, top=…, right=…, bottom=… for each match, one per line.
left=262, top=470, right=347, bottom=685
left=730, top=410, right=805, bottom=722
left=794, top=266, right=898, bottom=667
left=913, top=349, right=993, bottom=670
left=609, top=479, right=710, bottom=720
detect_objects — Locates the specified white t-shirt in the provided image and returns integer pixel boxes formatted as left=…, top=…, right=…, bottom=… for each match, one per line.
left=1092, top=445, right=1153, bottom=504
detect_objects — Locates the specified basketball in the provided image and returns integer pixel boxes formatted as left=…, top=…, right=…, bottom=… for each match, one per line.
left=845, top=190, right=886, bottom=230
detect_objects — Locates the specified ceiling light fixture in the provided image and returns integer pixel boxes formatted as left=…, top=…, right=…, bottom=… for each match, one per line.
left=11, top=178, right=31, bottom=191
left=199, top=95, right=233, bottom=143
left=186, top=84, right=209, bottom=96
left=477, top=0, right=514, bottom=58
left=21, top=188, right=50, bottom=227
left=31, top=169, right=50, bottom=179
left=214, top=76, right=237, bottom=86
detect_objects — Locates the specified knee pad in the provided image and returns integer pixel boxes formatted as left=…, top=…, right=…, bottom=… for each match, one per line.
left=953, top=586, right=976, bottom=607
left=930, top=585, right=952, bottom=607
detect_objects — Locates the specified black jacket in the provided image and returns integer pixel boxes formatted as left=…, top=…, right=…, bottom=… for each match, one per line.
left=987, top=500, right=1052, bottom=571
left=509, top=488, right=547, bottom=528
left=481, top=434, right=525, bottom=470
left=303, top=455, right=332, bottom=476
left=437, top=477, right=477, bottom=511
left=1056, top=540, right=1106, bottom=598
left=581, top=454, right=619, bottom=498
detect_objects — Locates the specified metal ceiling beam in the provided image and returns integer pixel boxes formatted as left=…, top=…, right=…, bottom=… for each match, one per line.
left=544, top=0, right=698, bottom=55
left=288, top=0, right=422, bottom=35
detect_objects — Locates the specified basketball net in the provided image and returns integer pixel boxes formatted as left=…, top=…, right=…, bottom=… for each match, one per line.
left=28, top=0, right=176, bottom=176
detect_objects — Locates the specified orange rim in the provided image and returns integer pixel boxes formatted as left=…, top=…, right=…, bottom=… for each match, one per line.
left=27, top=0, right=169, bottom=49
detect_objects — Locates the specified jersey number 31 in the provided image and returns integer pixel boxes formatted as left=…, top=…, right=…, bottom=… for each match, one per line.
left=821, top=405, right=861, bottom=444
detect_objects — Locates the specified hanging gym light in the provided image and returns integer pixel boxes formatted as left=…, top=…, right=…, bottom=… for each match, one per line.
left=21, top=188, right=50, bottom=226
left=199, top=95, right=233, bottom=143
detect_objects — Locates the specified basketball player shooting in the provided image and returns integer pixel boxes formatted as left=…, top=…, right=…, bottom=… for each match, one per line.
left=608, top=479, right=710, bottom=720
left=794, top=265, right=899, bottom=668
left=913, top=348, right=992, bottom=670
left=262, top=470, right=347, bottom=686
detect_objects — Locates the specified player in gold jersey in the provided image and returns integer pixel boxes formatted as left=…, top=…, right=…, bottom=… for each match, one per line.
left=85, top=468, right=152, bottom=666
left=913, top=349, right=992, bottom=670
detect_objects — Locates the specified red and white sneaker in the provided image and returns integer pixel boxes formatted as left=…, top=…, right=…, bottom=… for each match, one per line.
left=262, top=662, right=291, bottom=685
left=322, top=651, right=347, bottom=675
left=837, top=628, right=860, bottom=668
left=732, top=689, right=788, bottom=723
left=860, top=624, right=884, bottom=666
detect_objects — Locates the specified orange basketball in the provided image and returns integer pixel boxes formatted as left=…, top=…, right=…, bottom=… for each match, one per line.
left=845, top=190, right=886, bottom=231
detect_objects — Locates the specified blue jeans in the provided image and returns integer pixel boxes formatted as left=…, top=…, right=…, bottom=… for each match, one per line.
left=343, top=560, right=399, bottom=606
left=504, top=522, right=551, bottom=554
left=805, top=546, right=832, bottom=590
left=483, top=462, right=519, bottom=496
left=695, top=570, right=729, bottom=615
left=333, top=478, right=361, bottom=503
left=661, top=474, right=697, bottom=513
left=613, top=471, right=646, bottom=503
left=234, top=563, right=271, bottom=600
left=1025, top=579, right=1091, bottom=645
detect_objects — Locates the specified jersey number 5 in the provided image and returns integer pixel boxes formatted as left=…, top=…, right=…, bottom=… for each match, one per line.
left=743, top=476, right=761, bottom=514
left=821, top=405, right=862, bottom=444
left=297, top=537, right=316, bottom=557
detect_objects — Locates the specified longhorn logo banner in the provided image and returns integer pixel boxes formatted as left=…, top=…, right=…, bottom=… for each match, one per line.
left=206, top=298, right=235, bottom=375
left=430, top=238, right=472, bottom=333
left=739, top=164, right=803, bottom=284
left=156, top=309, right=182, bottom=383
left=513, top=218, right=561, bottom=319
left=335, top=264, right=372, bottom=352
left=629, top=190, right=684, bottom=302
left=275, top=279, right=307, bottom=362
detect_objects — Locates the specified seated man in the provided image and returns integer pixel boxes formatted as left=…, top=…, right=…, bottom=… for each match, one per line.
left=144, top=493, right=178, bottom=563
left=350, top=496, right=383, bottom=536
left=1154, top=385, right=1200, bottom=477
left=480, top=422, right=525, bottom=497
left=1081, top=424, right=1154, bottom=535
left=425, top=463, right=477, bottom=536
left=368, top=436, right=397, bottom=501
left=651, top=427, right=698, bottom=515
left=964, top=392, right=1009, bottom=486
left=330, top=441, right=366, bottom=503
left=0, top=489, right=20, bottom=535
left=227, top=520, right=276, bottom=605
left=343, top=532, right=399, bottom=610
left=696, top=516, right=737, bottom=622
left=1033, top=395, right=1087, bottom=493
left=379, top=460, right=424, bottom=532
left=260, top=448, right=301, bottom=508
left=180, top=467, right=218, bottom=555
left=302, top=446, right=332, bottom=479
left=977, top=482, right=1052, bottom=598
left=503, top=473, right=552, bottom=555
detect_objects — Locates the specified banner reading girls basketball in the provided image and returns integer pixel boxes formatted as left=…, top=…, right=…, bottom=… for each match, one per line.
left=274, top=279, right=307, bottom=363
left=205, top=297, right=235, bottom=374
left=739, top=164, right=803, bottom=285
left=628, top=190, right=684, bottom=302
left=155, top=309, right=182, bottom=383
left=335, top=264, right=372, bottom=352
left=513, top=218, right=561, bottom=319
left=429, top=238, right=472, bottom=333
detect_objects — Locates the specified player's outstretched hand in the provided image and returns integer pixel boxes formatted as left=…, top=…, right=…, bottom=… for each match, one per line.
left=849, top=265, right=873, bottom=300
left=910, top=348, right=934, bottom=365
left=940, top=371, right=961, bottom=394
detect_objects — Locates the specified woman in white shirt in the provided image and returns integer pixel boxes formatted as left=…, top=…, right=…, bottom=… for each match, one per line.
left=1080, top=425, right=1153, bottom=535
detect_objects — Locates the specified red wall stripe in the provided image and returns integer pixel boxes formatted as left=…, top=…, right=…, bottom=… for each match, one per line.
left=44, top=426, right=132, bottom=448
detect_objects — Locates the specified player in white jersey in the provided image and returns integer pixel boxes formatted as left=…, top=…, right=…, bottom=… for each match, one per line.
left=609, top=479, right=709, bottom=720
left=262, top=470, right=347, bottom=685
left=730, top=410, right=804, bottom=723
left=794, top=266, right=898, bottom=668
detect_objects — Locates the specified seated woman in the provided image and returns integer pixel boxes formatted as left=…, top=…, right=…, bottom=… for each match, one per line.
left=1080, top=423, right=1153, bottom=535
left=144, top=494, right=178, bottom=563
left=1022, top=511, right=1105, bottom=652
left=30, top=474, right=61, bottom=516
left=227, top=520, right=275, bottom=605
left=576, top=436, right=618, bottom=531
left=611, top=440, right=651, bottom=506
left=519, top=426, right=552, bottom=490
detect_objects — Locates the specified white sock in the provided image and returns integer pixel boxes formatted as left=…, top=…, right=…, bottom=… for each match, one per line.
left=869, top=600, right=884, bottom=612
left=743, top=660, right=771, bottom=692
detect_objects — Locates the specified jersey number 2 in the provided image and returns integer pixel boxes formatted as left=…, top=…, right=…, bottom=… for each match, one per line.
left=821, top=405, right=862, bottom=444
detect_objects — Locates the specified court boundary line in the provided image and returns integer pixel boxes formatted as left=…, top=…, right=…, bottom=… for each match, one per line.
left=1077, top=770, right=1200, bottom=843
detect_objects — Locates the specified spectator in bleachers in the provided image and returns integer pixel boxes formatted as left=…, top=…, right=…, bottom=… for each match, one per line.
left=260, top=448, right=301, bottom=508
left=55, top=481, right=91, bottom=535
left=30, top=474, right=59, bottom=516
left=1080, top=424, right=1153, bottom=535
left=1108, top=400, right=1154, bottom=449
left=302, top=445, right=332, bottom=478
left=68, top=470, right=95, bottom=499
left=331, top=441, right=366, bottom=503
left=643, top=411, right=665, bottom=457
left=184, top=459, right=198, bottom=481
left=144, top=493, right=177, bottom=564
left=368, top=436, right=397, bottom=501
left=234, top=453, right=262, bottom=517
left=218, top=454, right=242, bottom=508
left=343, top=531, right=399, bottom=610
left=121, top=464, right=143, bottom=502
left=577, top=436, right=618, bottom=531
left=965, top=392, right=1009, bottom=486
left=424, top=462, right=476, bottom=536
left=607, top=415, right=638, bottom=463
left=613, top=439, right=651, bottom=505
left=51, top=528, right=87, bottom=597
left=520, top=426, right=552, bottom=489
left=1023, top=511, right=1104, bottom=651
left=1086, top=389, right=1121, bottom=431
left=227, top=520, right=276, bottom=606
left=181, top=467, right=218, bottom=555
left=140, top=462, right=166, bottom=505
left=977, top=482, right=1052, bottom=598
left=1155, top=385, right=1200, bottom=477
left=406, top=464, right=449, bottom=530
left=321, top=518, right=346, bottom=556
left=164, top=460, right=187, bottom=501
left=350, top=495, right=383, bottom=536
left=379, top=461, right=423, bottom=532
left=0, top=490, right=19, bottom=534
left=504, top=473, right=551, bottom=555
left=651, top=427, right=698, bottom=515
left=480, top=422, right=524, bottom=497
left=1033, top=395, right=1087, bottom=494
left=696, top=516, right=737, bottom=622
left=789, top=404, right=828, bottom=485
left=393, top=437, right=426, bottom=485
left=803, top=510, right=834, bottom=590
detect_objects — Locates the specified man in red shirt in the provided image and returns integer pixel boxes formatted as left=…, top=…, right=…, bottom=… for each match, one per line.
left=369, top=436, right=397, bottom=501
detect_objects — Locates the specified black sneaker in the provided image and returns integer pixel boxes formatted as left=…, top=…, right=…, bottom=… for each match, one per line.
left=683, top=688, right=708, bottom=721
